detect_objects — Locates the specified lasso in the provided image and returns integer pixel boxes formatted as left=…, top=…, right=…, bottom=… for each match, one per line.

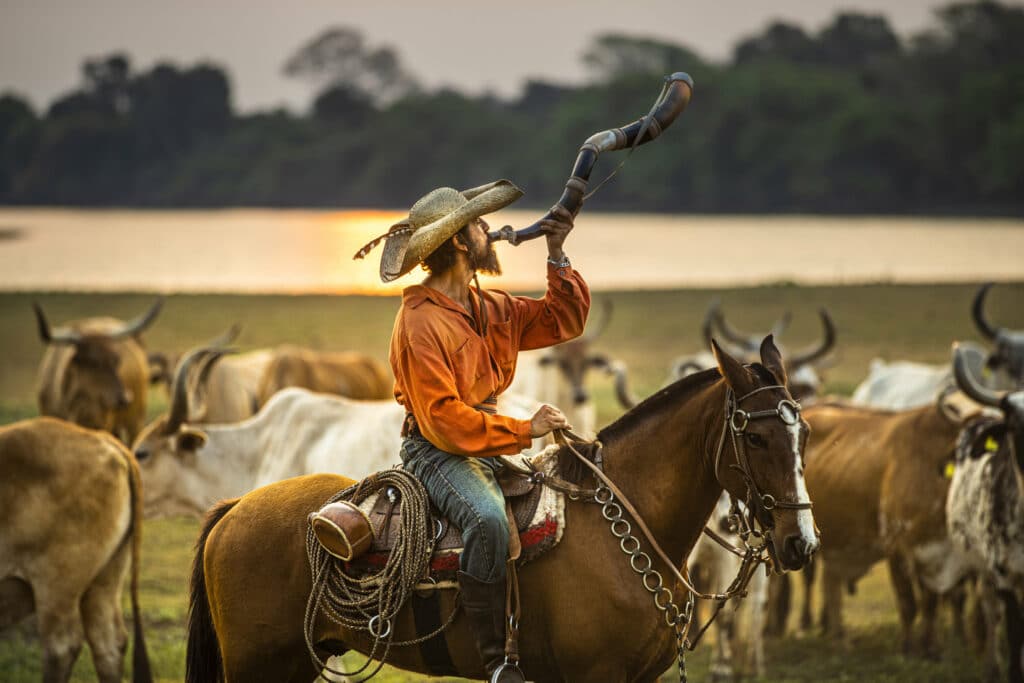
left=303, top=470, right=452, bottom=681
left=489, top=71, right=694, bottom=246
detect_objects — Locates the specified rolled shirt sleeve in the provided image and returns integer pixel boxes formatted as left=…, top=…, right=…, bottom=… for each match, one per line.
left=514, top=262, right=591, bottom=351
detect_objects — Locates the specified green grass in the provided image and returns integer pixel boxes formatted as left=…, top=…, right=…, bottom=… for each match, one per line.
left=2, top=283, right=1021, bottom=681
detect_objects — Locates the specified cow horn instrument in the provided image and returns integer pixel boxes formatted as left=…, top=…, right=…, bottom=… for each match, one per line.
left=488, top=71, right=693, bottom=246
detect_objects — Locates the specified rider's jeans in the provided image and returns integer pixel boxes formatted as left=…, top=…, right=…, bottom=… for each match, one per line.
left=400, top=435, right=509, bottom=584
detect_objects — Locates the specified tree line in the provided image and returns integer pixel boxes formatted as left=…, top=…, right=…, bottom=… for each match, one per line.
left=1, top=1, right=1022, bottom=214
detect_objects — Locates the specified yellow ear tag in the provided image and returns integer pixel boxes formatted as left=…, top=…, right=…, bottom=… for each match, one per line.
left=985, top=436, right=1000, bottom=453
left=982, top=366, right=992, bottom=379
left=944, top=462, right=956, bottom=479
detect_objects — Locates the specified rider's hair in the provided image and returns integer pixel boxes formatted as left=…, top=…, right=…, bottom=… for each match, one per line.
left=422, top=224, right=471, bottom=275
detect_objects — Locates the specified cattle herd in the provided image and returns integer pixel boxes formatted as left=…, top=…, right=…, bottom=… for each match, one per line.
left=1, top=283, right=1023, bottom=682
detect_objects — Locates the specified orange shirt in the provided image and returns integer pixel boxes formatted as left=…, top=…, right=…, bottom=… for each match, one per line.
left=390, top=263, right=590, bottom=457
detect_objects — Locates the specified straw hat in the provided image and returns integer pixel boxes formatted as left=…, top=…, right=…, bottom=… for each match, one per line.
left=353, top=180, right=524, bottom=283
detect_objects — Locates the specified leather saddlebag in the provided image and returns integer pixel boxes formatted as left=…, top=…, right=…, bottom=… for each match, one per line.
left=309, top=501, right=374, bottom=561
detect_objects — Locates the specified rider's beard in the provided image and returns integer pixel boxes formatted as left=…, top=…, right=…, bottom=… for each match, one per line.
left=470, top=241, right=502, bottom=276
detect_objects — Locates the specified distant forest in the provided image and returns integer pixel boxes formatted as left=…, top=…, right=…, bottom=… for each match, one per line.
left=1, top=1, right=1022, bottom=214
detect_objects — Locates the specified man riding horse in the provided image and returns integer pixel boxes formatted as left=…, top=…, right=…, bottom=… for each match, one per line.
left=367, top=179, right=589, bottom=681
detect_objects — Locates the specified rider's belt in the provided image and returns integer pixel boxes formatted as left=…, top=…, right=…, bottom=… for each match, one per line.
left=402, top=395, right=499, bottom=438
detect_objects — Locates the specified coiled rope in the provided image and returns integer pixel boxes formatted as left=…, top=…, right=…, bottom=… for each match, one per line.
left=303, top=469, right=457, bottom=681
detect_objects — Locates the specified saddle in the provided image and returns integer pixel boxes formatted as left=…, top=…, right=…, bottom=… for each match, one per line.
left=367, top=464, right=541, bottom=554
left=337, top=451, right=567, bottom=583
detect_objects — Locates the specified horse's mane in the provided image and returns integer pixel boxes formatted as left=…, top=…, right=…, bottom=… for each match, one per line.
left=554, top=363, right=789, bottom=485
left=598, top=366, right=724, bottom=445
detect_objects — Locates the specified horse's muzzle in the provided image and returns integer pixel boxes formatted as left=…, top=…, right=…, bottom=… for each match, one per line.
left=779, top=533, right=818, bottom=570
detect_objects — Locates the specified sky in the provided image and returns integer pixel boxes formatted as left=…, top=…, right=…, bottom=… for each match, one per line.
left=0, top=0, right=983, bottom=114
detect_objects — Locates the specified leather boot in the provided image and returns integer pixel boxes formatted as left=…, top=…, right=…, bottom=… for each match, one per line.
left=457, top=571, right=525, bottom=682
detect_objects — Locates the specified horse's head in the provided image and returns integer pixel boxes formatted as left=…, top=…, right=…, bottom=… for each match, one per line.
left=711, top=335, right=819, bottom=571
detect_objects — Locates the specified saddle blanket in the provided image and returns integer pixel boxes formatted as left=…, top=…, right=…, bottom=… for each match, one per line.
left=345, top=446, right=566, bottom=586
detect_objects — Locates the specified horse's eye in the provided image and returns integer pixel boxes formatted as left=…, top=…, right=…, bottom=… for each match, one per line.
left=747, top=433, right=767, bottom=449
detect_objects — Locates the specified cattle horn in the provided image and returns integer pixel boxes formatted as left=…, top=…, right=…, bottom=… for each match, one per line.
left=583, top=299, right=613, bottom=341
left=205, top=323, right=242, bottom=349
left=788, top=309, right=837, bottom=369
left=606, top=358, right=639, bottom=409
left=971, top=283, right=1000, bottom=342
left=32, top=302, right=82, bottom=345
left=952, top=343, right=1005, bottom=408
left=167, top=347, right=230, bottom=431
left=712, top=303, right=780, bottom=354
left=109, top=297, right=164, bottom=340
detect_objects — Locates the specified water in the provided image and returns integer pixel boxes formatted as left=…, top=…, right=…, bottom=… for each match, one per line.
left=1, top=208, right=1021, bottom=294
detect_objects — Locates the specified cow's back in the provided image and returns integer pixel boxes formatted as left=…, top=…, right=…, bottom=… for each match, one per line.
left=204, top=349, right=275, bottom=423
left=803, top=404, right=901, bottom=565
left=0, top=417, right=132, bottom=589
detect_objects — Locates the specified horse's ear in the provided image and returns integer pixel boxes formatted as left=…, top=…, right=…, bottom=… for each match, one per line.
left=711, top=338, right=751, bottom=392
left=760, top=334, right=787, bottom=386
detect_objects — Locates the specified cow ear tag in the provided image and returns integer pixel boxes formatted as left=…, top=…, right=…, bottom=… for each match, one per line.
left=985, top=436, right=1000, bottom=453
left=943, top=462, right=956, bottom=479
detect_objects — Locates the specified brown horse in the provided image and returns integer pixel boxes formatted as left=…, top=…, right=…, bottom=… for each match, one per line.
left=186, top=337, right=818, bottom=683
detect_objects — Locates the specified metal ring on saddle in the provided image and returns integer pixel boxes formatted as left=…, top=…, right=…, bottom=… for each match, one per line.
left=368, top=615, right=392, bottom=639
left=433, top=518, right=444, bottom=542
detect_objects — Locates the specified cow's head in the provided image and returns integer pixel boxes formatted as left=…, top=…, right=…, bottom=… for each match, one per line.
left=708, top=301, right=836, bottom=401
left=972, top=283, right=1024, bottom=388
left=133, top=346, right=228, bottom=516
left=34, top=299, right=162, bottom=429
left=537, top=299, right=636, bottom=409
left=954, top=343, right=1024, bottom=484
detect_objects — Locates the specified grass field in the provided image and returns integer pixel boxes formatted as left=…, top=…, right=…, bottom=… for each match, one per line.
left=2, top=282, right=1021, bottom=682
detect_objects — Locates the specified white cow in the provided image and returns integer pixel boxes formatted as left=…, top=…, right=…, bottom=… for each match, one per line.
left=134, top=379, right=544, bottom=518
left=690, top=493, right=769, bottom=680
left=851, top=342, right=990, bottom=410
left=947, top=346, right=1024, bottom=681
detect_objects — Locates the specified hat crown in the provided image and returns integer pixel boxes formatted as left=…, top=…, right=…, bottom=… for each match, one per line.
left=409, top=187, right=467, bottom=230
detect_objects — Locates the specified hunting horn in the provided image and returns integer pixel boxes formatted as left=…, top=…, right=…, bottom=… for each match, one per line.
left=488, top=72, right=694, bottom=246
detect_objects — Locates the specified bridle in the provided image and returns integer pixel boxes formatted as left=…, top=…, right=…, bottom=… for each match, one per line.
left=713, top=383, right=812, bottom=571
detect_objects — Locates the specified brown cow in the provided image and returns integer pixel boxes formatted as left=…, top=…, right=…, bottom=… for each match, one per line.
left=34, top=299, right=162, bottom=444
left=801, top=396, right=979, bottom=655
left=0, top=417, right=151, bottom=683
left=256, top=345, right=392, bottom=405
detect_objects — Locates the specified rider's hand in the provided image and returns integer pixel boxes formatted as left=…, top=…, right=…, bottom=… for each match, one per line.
left=538, top=204, right=575, bottom=261
left=529, top=404, right=571, bottom=437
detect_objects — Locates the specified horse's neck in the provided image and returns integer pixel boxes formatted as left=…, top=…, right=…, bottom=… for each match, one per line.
left=599, top=381, right=726, bottom=567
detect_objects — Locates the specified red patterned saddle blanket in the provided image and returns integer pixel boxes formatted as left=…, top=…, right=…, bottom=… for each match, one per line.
left=345, top=448, right=566, bottom=584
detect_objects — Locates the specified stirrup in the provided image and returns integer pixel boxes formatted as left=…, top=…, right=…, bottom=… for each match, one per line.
left=491, top=660, right=526, bottom=683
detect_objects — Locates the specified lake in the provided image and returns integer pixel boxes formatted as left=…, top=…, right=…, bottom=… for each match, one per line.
left=1, top=208, right=1022, bottom=294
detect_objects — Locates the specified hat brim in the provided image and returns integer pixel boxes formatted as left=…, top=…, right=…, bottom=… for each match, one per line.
left=379, top=180, right=523, bottom=282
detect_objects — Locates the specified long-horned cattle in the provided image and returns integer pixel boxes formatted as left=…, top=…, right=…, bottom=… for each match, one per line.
left=256, top=344, right=392, bottom=406
left=947, top=344, right=1024, bottom=682
left=150, top=327, right=276, bottom=424
left=133, top=349, right=543, bottom=517
left=852, top=282, right=1023, bottom=410
left=667, top=300, right=836, bottom=402
left=34, top=299, right=163, bottom=444
left=0, top=417, right=151, bottom=683
left=800, top=387, right=983, bottom=656
left=508, top=298, right=636, bottom=437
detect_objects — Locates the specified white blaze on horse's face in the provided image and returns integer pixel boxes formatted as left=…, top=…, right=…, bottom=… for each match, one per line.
left=787, top=418, right=819, bottom=554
